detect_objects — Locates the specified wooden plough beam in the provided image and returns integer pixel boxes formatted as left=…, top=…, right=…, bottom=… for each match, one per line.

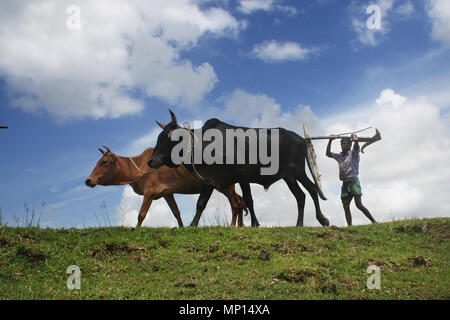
left=306, top=128, right=381, bottom=154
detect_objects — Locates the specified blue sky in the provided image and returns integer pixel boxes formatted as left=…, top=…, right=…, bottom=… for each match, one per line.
left=1, top=0, right=449, bottom=228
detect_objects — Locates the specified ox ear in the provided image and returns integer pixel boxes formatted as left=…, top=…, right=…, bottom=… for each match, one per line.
left=156, top=120, right=167, bottom=130
left=168, top=129, right=174, bottom=139
left=168, top=109, right=177, bottom=124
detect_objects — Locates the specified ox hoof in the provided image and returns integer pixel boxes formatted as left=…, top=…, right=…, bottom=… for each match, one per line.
left=319, top=217, right=329, bottom=227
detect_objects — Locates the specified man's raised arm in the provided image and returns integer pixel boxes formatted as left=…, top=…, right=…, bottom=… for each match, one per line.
left=326, top=135, right=335, bottom=158
left=352, top=133, right=360, bottom=152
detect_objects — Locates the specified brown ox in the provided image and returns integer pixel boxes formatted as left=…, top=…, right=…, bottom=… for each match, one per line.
left=85, top=146, right=246, bottom=227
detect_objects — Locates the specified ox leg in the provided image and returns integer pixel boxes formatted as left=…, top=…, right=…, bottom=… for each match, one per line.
left=221, top=185, right=244, bottom=227
left=237, top=194, right=247, bottom=227
left=295, top=170, right=329, bottom=227
left=190, top=184, right=214, bottom=227
left=136, top=195, right=153, bottom=227
left=163, top=195, right=184, bottom=228
left=283, top=177, right=306, bottom=227
left=239, top=181, right=260, bottom=227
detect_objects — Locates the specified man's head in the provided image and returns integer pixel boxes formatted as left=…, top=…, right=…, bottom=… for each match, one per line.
left=340, top=137, right=352, bottom=152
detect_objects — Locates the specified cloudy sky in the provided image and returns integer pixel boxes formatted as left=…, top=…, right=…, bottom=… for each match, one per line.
left=0, top=0, right=449, bottom=228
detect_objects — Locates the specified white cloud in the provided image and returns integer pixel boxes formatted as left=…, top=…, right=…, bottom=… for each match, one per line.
left=0, top=0, right=243, bottom=120
left=123, top=127, right=161, bottom=156
left=376, top=88, right=407, bottom=109
left=237, top=0, right=298, bottom=15
left=222, top=89, right=320, bottom=131
left=427, top=0, right=450, bottom=44
left=395, top=0, right=416, bottom=17
left=251, top=40, right=317, bottom=62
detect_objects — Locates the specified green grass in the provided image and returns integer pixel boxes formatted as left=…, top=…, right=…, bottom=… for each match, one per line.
left=0, top=218, right=449, bottom=300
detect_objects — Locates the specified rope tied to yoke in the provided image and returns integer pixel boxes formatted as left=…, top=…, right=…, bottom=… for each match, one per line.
left=182, top=121, right=208, bottom=183
left=125, top=156, right=155, bottom=185
left=128, top=157, right=154, bottom=175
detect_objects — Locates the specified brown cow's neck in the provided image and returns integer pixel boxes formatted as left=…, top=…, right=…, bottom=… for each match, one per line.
left=115, top=149, right=154, bottom=185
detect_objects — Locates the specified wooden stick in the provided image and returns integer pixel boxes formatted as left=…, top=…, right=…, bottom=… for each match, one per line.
left=335, top=127, right=372, bottom=136
left=307, top=135, right=376, bottom=142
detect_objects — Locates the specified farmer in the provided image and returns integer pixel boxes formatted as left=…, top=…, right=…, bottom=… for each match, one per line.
left=326, top=133, right=377, bottom=226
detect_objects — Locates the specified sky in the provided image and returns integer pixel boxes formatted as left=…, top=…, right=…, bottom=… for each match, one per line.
left=0, top=0, right=449, bottom=228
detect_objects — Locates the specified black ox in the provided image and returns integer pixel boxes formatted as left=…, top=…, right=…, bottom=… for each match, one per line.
left=147, top=110, right=329, bottom=227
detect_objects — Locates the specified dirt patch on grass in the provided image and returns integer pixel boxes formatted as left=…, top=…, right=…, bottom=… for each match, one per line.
left=175, top=281, right=197, bottom=288
left=258, top=250, right=270, bottom=261
left=90, top=242, right=147, bottom=257
left=213, top=251, right=250, bottom=261
left=105, top=242, right=147, bottom=253
left=320, top=281, right=338, bottom=294
left=0, top=236, right=12, bottom=248
left=16, top=245, right=47, bottom=266
left=409, top=255, right=431, bottom=268
left=271, top=241, right=309, bottom=254
left=367, top=259, right=403, bottom=272
left=159, top=241, right=170, bottom=248
left=421, top=222, right=450, bottom=239
left=232, top=234, right=247, bottom=241
left=207, top=244, right=219, bottom=253
left=355, top=237, right=374, bottom=246
left=393, top=225, right=423, bottom=234
left=309, top=228, right=354, bottom=241
left=277, top=268, right=317, bottom=283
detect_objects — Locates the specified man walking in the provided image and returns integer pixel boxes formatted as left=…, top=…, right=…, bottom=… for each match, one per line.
left=326, top=134, right=377, bottom=226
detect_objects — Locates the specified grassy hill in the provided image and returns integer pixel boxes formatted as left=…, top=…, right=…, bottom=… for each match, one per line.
left=0, top=218, right=448, bottom=300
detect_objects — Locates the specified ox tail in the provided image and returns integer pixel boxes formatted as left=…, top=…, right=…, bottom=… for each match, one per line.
left=238, top=195, right=249, bottom=216
left=305, top=151, right=327, bottom=201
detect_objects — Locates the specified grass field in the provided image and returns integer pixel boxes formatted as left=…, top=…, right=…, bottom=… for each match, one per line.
left=0, top=218, right=448, bottom=300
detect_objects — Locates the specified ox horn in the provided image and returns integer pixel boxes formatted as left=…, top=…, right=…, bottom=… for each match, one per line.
left=102, top=145, right=112, bottom=153
left=168, top=109, right=177, bottom=124
left=156, top=120, right=167, bottom=129
left=98, top=148, right=106, bottom=155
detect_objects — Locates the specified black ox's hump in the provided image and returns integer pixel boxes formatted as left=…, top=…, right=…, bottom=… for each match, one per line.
left=204, top=118, right=223, bottom=129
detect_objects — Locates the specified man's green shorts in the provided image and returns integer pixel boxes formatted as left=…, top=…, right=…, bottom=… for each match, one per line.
left=341, top=177, right=362, bottom=199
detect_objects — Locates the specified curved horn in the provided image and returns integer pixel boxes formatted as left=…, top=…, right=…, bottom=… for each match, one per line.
left=156, top=120, right=167, bottom=130
left=102, top=145, right=112, bottom=153
left=168, top=109, right=177, bottom=124
left=98, top=148, right=106, bottom=155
